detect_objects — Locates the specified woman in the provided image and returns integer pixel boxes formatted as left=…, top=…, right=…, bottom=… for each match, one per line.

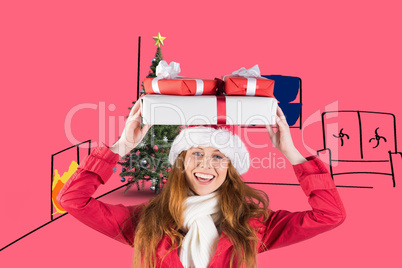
left=57, top=97, right=346, bottom=268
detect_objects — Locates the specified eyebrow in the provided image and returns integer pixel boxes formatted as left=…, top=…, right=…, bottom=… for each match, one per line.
left=192, top=147, right=221, bottom=152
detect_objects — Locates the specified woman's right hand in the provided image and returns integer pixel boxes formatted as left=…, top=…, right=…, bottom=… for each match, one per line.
left=110, top=97, right=152, bottom=157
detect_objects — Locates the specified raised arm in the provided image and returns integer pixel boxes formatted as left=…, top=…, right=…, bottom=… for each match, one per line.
left=259, top=106, right=346, bottom=252
left=256, top=155, right=346, bottom=252
left=57, top=97, right=152, bottom=246
left=57, top=145, right=145, bottom=247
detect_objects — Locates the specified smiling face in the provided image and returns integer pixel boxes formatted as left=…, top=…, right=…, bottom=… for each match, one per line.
left=183, top=146, right=230, bottom=196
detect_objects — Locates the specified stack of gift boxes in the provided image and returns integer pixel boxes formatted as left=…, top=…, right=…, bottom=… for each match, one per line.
left=140, top=61, right=278, bottom=126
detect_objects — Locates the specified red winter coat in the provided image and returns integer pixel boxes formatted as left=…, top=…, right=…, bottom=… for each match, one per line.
left=57, top=145, right=346, bottom=267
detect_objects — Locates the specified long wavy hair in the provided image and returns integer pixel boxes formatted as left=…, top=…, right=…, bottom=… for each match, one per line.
left=131, top=150, right=270, bottom=268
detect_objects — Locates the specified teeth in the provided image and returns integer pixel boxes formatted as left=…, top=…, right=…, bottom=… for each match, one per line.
left=195, top=173, right=214, bottom=179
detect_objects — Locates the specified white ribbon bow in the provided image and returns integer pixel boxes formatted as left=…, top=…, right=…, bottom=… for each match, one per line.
left=156, top=60, right=181, bottom=79
left=231, top=64, right=261, bottom=78
left=229, top=64, right=263, bottom=95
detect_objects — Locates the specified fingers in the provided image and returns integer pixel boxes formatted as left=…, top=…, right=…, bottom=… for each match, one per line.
left=265, top=124, right=275, bottom=139
left=277, top=105, right=285, bottom=117
left=275, top=114, right=287, bottom=130
left=128, top=108, right=152, bottom=132
left=267, top=107, right=282, bottom=138
left=129, top=97, right=142, bottom=117
left=127, top=108, right=141, bottom=124
left=127, top=101, right=144, bottom=125
left=128, top=103, right=138, bottom=117
left=276, top=106, right=288, bottom=126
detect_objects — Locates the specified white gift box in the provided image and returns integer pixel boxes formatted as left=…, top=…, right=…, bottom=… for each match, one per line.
left=140, top=95, right=277, bottom=125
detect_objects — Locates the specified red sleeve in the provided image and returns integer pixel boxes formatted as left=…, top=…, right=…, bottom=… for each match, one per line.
left=257, top=156, right=346, bottom=253
left=56, top=144, right=145, bottom=247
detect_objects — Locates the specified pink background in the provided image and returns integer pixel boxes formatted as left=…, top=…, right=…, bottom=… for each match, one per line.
left=1, top=0, right=402, bottom=267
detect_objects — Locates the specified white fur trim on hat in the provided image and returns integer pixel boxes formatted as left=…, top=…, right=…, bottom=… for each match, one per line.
left=168, top=126, right=250, bottom=175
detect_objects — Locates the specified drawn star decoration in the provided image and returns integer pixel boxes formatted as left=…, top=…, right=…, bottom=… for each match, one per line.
left=152, top=32, right=166, bottom=47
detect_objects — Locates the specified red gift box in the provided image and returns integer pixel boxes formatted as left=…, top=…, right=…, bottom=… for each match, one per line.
left=144, top=77, right=218, bottom=95
left=223, top=75, right=275, bottom=97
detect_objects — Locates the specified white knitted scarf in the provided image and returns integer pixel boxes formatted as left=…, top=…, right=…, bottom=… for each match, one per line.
left=179, top=191, right=221, bottom=268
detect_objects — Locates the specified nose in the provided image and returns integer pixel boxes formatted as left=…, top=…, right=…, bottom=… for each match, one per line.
left=199, top=155, right=213, bottom=169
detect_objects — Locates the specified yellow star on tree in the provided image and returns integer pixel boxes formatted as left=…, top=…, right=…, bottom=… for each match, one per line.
left=152, top=32, right=166, bottom=47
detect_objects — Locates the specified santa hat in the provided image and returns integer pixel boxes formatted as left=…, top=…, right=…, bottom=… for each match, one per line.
left=168, top=125, right=250, bottom=175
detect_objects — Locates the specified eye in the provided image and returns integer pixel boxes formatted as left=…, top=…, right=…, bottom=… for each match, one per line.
left=193, top=152, right=202, bottom=157
left=213, top=155, right=223, bottom=160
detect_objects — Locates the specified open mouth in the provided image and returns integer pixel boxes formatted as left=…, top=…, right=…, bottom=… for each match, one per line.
left=193, top=172, right=216, bottom=184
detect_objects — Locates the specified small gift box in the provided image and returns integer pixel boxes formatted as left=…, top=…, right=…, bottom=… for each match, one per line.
left=144, top=61, right=218, bottom=95
left=223, top=64, right=275, bottom=97
left=140, top=94, right=277, bottom=125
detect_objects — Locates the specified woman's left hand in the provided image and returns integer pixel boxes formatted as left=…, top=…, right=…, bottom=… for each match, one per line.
left=266, top=106, right=295, bottom=154
left=266, top=106, right=306, bottom=165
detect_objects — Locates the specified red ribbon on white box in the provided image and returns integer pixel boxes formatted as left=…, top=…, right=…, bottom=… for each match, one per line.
left=216, top=95, right=226, bottom=124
